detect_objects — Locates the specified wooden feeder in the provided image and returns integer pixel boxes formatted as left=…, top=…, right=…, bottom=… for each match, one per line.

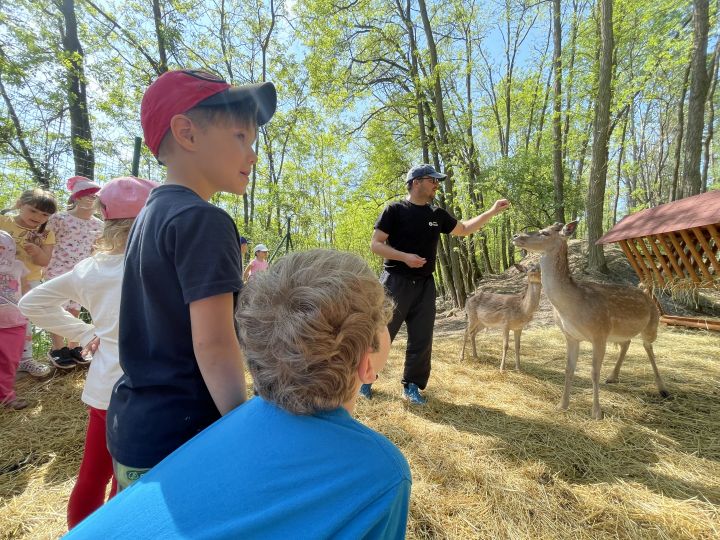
left=597, top=191, right=720, bottom=331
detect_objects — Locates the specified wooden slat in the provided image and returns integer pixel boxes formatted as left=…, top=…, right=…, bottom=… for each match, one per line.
left=654, top=234, right=685, bottom=279
left=619, top=240, right=648, bottom=284
left=666, top=232, right=701, bottom=283
left=645, top=235, right=675, bottom=283
left=679, top=229, right=714, bottom=281
left=636, top=237, right=666, bottom=286
left=692, top=227, right=720, bottom=275
left=707, top=223, right=720, bottom=247
left=624, top=239, right=653, bottom=284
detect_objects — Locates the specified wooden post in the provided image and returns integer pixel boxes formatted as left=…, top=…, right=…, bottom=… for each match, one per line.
left=692, top=227, right=720, bottom=274
left=655, top=234, right=685, bottom=279
left=665, top=232, right=701, bottom=283
left=625, top=240, right=654, bottom=283
left=636, top=237, right=666, bottom=286
left=707, top=223, right=720, bottom=247
left=131, top=136, right=142, bottom=177
left=646, top=235, right=674, bottom=283
left=679, top=229, right=713, bottom=280
left=619, top=240, right=647, bottom=283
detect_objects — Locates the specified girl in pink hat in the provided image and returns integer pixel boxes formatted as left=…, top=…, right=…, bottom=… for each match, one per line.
left=44, top=176, right=104, bottom=369
left=20, top=176, right=159, bottom=529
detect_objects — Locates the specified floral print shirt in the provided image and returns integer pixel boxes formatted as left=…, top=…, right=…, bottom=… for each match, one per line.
left=45, top=212, right=103, bottom=279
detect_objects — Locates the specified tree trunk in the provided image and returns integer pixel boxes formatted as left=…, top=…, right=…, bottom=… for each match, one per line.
left=0, top=74, right=50, bottom=187
left=682, top=0, right=711, bottom=197
left=586, top=0, right=613, bottom=273
left=702, top=38, right=719, bottom=192
left=562, top=0, right=580, bottom=165
left=397, top=0, right=430, bottom=163
left=534, top=65, right=553, bottom=154
left=612, top=111, right=629, bottom=225
left=151, top=0, right=168, bottom=74
left=60, top=0, right=94, bottom=179
left=669, top=68, right=692, bottom=202
left=500, top=216, right=509, bottom=271
left=418, top=0, right=467, bottom=307
left=552, top=0, right=565, bottom=223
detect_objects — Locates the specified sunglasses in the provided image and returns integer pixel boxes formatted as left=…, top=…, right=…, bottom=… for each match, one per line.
left=182, top=69, right=227, bottom=83
left=418, top=176, right=441, bottom=185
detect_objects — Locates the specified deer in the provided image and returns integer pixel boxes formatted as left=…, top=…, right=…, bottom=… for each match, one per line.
left=459, top=263, right=542, bottom=371
left=512, top=221, right=669, bottom=419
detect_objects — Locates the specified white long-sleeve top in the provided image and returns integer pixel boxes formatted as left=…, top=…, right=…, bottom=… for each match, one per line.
left=19, top=253, right=123, bottom=410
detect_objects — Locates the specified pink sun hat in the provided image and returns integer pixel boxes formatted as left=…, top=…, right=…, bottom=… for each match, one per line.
left=98, top=176, right=161, bottom=220
left=67, top=176, right=101, bottom=200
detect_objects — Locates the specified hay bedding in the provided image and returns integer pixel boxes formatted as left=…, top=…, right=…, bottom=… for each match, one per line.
left=2, top=243, right=719, bottom=539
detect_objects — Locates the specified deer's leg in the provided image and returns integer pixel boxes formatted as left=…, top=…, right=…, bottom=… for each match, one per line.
left=643, top=342, right=670, bottom=398
left=471, top=323, right=483, bottom=359
left=500, top=329, right=510, bottom=370
left=459, top=324, right=468, bottom=362
left=590, top=340, right=606, bottom=420
left=559, top=338, right=580, bottom=411
left=606, top=341, right=630, bottom=384
left=513, top=329, right=522, bottom=371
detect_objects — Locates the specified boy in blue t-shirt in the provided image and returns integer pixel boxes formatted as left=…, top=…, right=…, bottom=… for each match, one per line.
left=106, top=69, right=277, bottom=487
left=67, top=250, right=411, bottom=539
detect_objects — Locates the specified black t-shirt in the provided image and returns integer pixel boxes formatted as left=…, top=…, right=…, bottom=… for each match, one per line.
left=107, top=185, right=243, bottom=468
left=374, top=199, right=457, bottom=278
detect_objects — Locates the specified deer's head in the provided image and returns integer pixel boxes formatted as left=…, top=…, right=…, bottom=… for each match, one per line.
left=513, top=262, right=542, bottom=284
left=513, top=221, right=578, bottom=253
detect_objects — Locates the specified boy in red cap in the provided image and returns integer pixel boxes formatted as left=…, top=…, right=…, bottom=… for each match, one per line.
left=106, top=70, right=276, bottom=489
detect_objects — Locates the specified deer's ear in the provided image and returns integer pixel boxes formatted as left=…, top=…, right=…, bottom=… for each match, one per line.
left=561, top=220, right=579, bottom=237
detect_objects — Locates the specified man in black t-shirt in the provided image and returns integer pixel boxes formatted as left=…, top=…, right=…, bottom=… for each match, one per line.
left=365, top=164, right=509, bottom=404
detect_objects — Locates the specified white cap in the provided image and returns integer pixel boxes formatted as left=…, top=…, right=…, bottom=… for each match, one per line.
left=254, top=243, right=269, bottom=253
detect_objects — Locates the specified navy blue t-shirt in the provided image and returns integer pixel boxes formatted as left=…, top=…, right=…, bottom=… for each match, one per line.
left=375, top=200, right=457, bottom=278
left=107, top=184, right=243, bottom=468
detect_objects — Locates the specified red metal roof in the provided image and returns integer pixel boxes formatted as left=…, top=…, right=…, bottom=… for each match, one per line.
left=597, top=190, right=720, bottom=244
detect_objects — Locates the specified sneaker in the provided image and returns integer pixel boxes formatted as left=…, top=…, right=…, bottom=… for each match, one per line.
left=48, top=348, right=76, bottom=370
left=18, top=357, right=53, bottom=378
left=359, top=383, right=373, bottom=399
left=70, top=347, right=92, bottom=366
left=403, top=383, right=427, bottom=405
left=2, top=397, right=28, bottom=410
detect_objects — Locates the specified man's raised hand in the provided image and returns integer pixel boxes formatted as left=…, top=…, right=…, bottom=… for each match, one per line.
left=491, top=199, right=510, bottom=215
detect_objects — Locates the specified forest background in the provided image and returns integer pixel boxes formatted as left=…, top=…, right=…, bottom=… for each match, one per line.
left=1, top=0, right=718, bottom=308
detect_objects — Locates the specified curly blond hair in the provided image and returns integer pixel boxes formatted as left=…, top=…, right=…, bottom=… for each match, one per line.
left=236, top=249, right=393, bottom=414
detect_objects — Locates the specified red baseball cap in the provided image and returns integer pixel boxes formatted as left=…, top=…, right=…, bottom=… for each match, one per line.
left=140, top=69, right=277, bottom=157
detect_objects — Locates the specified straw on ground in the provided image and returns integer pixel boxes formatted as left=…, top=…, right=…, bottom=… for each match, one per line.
left=1, top=319, right=719, bottom=539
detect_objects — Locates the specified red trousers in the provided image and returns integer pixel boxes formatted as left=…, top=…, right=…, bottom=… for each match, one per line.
left=0, top=325, right=25, bottom=404
left=67, top=406, right=117, bottom=529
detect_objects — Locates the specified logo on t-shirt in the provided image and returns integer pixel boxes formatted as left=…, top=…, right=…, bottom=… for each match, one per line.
left=428, top=221, right=439, bottom=227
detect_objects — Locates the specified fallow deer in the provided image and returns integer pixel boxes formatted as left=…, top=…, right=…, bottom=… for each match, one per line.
left=459, top=264, right=542, bottom=370
left=512, top=221, right=669, bottom=419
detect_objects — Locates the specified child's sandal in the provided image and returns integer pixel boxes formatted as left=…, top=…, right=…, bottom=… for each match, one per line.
left=2, top=398, right=29, bottom=410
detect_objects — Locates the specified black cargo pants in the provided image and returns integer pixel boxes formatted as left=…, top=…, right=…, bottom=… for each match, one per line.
left=381, top=271, right=436, bottom=389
